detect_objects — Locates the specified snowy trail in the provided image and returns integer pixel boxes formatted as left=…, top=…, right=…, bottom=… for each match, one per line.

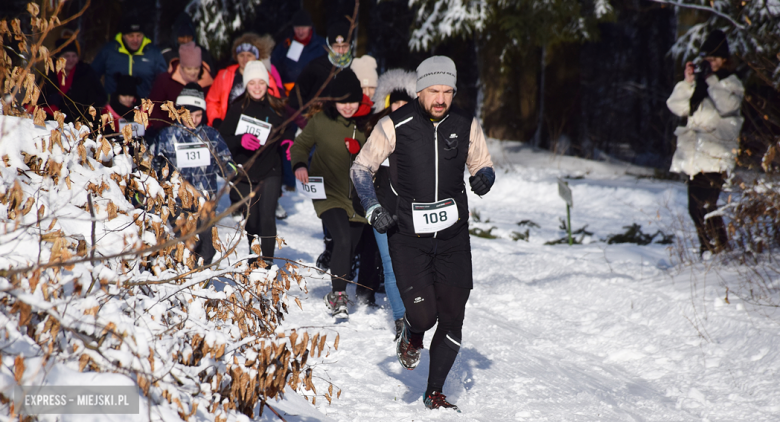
left=218, top=142, right=780, bottom=422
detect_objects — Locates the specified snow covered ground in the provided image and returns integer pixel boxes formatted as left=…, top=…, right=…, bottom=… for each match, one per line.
left=234, top=140, right=780, bottom=421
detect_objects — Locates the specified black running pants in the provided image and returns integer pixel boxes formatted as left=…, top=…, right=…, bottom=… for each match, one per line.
left=230, top=177, right=281, bottom=259
left=320, top=208, right=363, bottom=292
left=388, top=226, right=473, bottom=393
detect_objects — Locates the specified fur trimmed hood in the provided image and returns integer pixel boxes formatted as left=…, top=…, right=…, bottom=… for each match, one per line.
left=372, top=69, right=417, bottom=112
left=231, top=33, right=275, bottom=61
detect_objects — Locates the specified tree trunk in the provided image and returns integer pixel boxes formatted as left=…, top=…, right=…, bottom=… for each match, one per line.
left=533, top=45, right=546, bottom=148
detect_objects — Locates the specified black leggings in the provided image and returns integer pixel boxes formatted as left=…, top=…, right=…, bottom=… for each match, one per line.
left=688, top=172, right=728, bottom=253
left=320, top=208, right=363, bottom=291
left=404, top=283, right=470, bottom=393
left=230, top=177, right=281, bottom=259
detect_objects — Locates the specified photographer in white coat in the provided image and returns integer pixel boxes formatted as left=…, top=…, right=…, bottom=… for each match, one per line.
left=667, top=29, right=743, bottom=256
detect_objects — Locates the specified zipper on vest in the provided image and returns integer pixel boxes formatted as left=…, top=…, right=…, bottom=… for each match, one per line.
left=432, top=115, right=449, bottom=238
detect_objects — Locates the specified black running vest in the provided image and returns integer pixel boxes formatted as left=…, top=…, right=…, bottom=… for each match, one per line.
left=388, top=99, right=472, bottom=239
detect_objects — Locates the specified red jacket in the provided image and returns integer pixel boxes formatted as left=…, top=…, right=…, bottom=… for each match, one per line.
left=206, top=64, right=281, bottom=126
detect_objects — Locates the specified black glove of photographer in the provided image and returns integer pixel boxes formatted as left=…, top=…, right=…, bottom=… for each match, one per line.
left=369, top=206, right=397, bottom=234
left=696, top=59, right=712, bottom=81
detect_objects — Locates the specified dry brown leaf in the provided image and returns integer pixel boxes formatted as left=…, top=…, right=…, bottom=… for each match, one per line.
left=180, top=108, right=194, bottom=128
left=107, top=202, right=118, bottom=220
left=161, top=101, right=180, bottom=123
left=79, top=354, right=90, bottom=372
left=211, top=226, right=222, bottom=253
left=294, top=297, right=302, bottom=310
left=121, top=123, right=133, bottom=145
left=133, top=108, right=149, bottom=128
left=100, top=137, right=112, bottom=159
left=27, top=2, right=39, bottom=17
left=33, top=106, right=46, bottom=126
left=318, top=335, right=326, bottom=357
left=14, top=356, right=25, bottom=382
left=50, top=129, right=63, bottom=151
left=334, top=333, right=339, bottom=350
left=55, top=56, right=66, bottom=76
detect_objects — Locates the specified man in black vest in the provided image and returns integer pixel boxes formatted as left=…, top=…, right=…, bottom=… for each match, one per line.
left=350, top=56, right=495, bottom=412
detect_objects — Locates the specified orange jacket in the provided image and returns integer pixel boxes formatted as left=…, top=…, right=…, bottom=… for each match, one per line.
left=206, top=64, right=281, bottom=126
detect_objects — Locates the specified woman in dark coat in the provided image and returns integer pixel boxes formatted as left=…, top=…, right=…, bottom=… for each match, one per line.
left=290, top=69, right=368, bottom=320
left=219, top=61, right=292, bottom=266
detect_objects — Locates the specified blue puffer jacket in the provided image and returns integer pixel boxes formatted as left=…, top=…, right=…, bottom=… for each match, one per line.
left=150, top=124, right=236, bottom=198
left=92, top=33, right=167, bottom=99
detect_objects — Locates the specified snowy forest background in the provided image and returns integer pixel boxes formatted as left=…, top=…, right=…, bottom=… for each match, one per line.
left=1, top=0, right=778, bottom=171
left=2, top=1, right=780, bottom=421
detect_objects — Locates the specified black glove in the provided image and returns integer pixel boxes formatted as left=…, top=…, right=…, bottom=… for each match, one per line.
left=469, top=173, right=492, bottom=196
left=695, top=59, right=711, bottom=80
left=370, top=206, right=397, bottom=234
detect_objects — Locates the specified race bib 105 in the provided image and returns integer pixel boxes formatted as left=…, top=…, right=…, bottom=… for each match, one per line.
left=235, top=114, right=272, bottom=145
left=411, top=198, right=458, bottom=233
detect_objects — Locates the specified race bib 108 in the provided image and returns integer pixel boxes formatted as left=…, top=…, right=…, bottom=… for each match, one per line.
left=175, top=142, right=211, bottom=168
left=297, top=176, right=327, bottom=200
left=411, top=198, right=458, bottom=233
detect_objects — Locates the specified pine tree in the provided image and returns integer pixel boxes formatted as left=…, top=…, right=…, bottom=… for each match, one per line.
left=185, top=0, right=263, bottom=61
left=408, top=0, right=615, bottom=146
left=656, top=0, right=780, bottom=86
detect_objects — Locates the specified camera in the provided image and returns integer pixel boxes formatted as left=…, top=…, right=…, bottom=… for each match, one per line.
left=693, top=57, right=711, bottom=76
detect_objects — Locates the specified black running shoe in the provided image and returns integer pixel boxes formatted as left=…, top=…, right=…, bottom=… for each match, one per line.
left=424, top=391, right=460, bottom=412
left=316, top=236, right=333, bottom=270
left=396, top=322, right=422, bottom=370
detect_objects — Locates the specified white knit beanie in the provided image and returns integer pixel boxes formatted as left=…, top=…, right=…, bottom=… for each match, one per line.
left=416, top=56, right=457, bottom=93
left=351, top=55, right=378, bottom=88
left=242, top=60, right=270, bottom=89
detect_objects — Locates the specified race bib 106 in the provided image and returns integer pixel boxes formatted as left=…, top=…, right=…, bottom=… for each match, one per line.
left=411, top=198, right=458, bottom=233
left=175, top=142, right=211, bottom=168
left=297, top=176, right=327, bottom=200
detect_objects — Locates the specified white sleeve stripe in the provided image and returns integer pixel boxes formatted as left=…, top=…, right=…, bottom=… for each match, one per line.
left=394, top=116, right=413, bottom=129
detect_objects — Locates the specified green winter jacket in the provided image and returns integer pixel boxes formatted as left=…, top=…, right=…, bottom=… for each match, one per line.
left=291, top=111, right=367, bottom=223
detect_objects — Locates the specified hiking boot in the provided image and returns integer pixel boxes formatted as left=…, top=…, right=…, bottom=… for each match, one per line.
left=324, top=291, right=349, bottom=320
left=424, top=391, right=460, bottom=412
left=394, top=318, right=404, bottom=342
left=275, top=203, right=288, bottom=219
left=396, top=321, right=422, bottom=369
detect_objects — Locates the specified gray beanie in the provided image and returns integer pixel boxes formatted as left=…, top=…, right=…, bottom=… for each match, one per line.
left=416, top=56, right=457, bottom=93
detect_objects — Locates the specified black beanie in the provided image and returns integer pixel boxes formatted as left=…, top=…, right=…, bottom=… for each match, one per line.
left=55, top=37, right=80, bottom=56
left=700, top=30, right=729, bottom=58
left=114, top=73, right=141, bottom=97
left=388, top=89, right=412, bottom=106
left=329, top=69, right=362, bottom=103
left=327, top=19, right=351, bottom=46
left=120, top=17, right=143, bottom=35
left=291, top=9, right=313, bottom=27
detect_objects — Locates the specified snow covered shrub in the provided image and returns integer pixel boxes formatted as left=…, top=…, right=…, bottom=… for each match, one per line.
left=0, top=113, right=332, bottom=420
left=0, top=5, right=338, bottom=420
